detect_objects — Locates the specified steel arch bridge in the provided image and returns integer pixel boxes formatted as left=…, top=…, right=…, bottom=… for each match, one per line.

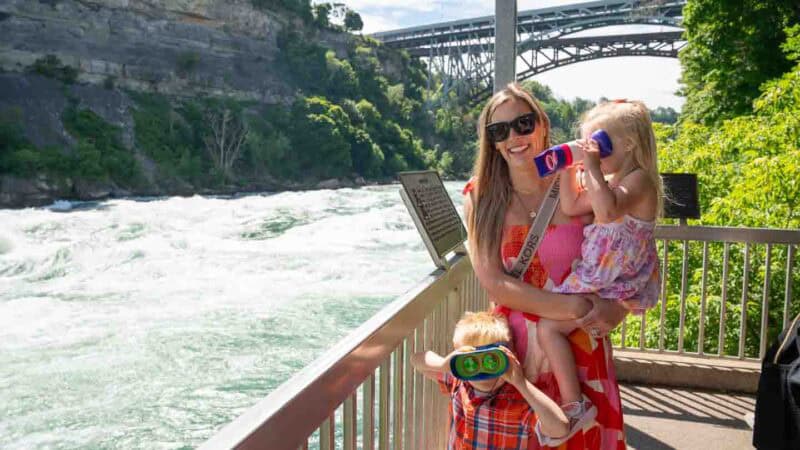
left=372, top=0, right=687, bottom=104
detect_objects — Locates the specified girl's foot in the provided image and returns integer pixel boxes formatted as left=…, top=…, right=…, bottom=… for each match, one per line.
left=535, top=398, right=598, bottom=446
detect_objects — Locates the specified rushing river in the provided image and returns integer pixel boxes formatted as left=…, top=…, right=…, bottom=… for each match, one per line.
left=0, top=182, right=466, bottom=449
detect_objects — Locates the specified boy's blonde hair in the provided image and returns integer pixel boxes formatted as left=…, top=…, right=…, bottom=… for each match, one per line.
left=453, top=311, right=511, bottom=348
left=581, top=100, right=664, bottom=217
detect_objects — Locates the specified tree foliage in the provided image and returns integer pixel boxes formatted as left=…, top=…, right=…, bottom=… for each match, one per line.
left=344, top=10, right=363, bottom=32
left=615, top=25, right=800, bottom=357
left=662, top=25, right=800, bottom=230
left=679, top=0, right=800, bottom=124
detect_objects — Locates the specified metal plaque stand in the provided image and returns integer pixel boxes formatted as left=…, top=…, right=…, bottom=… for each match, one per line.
left=398, top=171, right=467, bottom=269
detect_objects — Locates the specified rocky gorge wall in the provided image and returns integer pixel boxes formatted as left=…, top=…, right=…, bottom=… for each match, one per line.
left=0, top=0, right=365, bottom=208
left=0, top=0, right=296, bottom=104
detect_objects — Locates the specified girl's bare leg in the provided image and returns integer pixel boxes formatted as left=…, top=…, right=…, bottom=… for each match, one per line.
left=537, top=318, right=581, bottom=403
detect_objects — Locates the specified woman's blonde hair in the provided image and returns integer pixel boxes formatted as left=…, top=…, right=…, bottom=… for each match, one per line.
left=452, top=311, right=511, bottom=348
left=581, top=100, right=664, bottom=217
left=467, top=82, right=550, bottom=257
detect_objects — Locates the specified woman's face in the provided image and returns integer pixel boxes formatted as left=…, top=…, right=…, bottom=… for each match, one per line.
left=488, top=99, right=544, bottom=171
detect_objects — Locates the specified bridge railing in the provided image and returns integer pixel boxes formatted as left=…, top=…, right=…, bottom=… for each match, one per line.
left=200, top=225, right=798, bottom=449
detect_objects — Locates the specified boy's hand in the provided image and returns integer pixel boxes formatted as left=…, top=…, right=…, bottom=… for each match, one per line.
left=498, top=346, right=526, bottom=388
left=443, top=346, right=474, bottom=375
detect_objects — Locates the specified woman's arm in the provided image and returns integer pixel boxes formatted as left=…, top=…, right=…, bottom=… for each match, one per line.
left=464, top=193, right=591, bottom=320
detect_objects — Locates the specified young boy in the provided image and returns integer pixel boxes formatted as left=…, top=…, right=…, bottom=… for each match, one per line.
left=411, top=311, right=570, bottom=449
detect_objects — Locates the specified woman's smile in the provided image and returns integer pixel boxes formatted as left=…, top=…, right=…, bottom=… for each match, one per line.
left=508, top=143, right=530, bottom=154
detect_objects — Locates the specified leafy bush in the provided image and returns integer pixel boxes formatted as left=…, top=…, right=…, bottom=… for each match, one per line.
left=176, top=52, right=200, bottom=76
left=62, top=106, right=142, bottom=185
left=28, top=55, right=78, bottom=84
left=130, top=93, right=207, bottom=183
left=250, top=0, right=312, bottom=22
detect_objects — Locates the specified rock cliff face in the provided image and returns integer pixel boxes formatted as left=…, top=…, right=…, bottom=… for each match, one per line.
left=0, top=0, right=319, bottom=207
left=0, top=0, right=295, bottom=102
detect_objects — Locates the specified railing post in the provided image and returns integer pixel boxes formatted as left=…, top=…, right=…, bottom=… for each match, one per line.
left=698, top=242, right=709, bottom=355
left=739, top=243, right=750, bottom=359
left=659, top=240, right=669, bottom=351
left=363, top=374, right=375, bottom=450
left=378, top=359, right=390, bottom=450
left=678, top=240, right=689, bottom=353
left=494, top=0, right=517, bottom=92
left=404, top=332, right=415, bottom=450
left=393, top=345, right=404, bottom=450
left=320, top=413, right=335, bottom=450
left=759, top=244, right=772, bottom=359
left=785, top=245, right=795, bottom=329
left=719, top=243, right=730, bottom=356
left=343, top=393, right=357, bottom=450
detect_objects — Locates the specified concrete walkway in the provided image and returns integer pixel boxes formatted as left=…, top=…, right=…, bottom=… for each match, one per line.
left=621, top=384, right=755, bottom=450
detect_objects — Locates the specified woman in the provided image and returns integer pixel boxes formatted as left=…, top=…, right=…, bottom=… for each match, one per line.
left=463, top=83, right=633, bottom=449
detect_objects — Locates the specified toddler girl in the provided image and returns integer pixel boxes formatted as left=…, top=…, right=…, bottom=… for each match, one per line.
left=537, top=100, right=662, bottom=440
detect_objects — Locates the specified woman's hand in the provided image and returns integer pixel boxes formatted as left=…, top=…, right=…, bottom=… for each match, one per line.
left=575, top=294, right=629, bottom=338
left=567, top=294, right=593, bottom=320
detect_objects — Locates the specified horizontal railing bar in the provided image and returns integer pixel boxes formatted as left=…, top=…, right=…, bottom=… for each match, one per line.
left=655, top=225, right=800, bottom=244
left=613, top=347, right=762, bottom=361
left=200, top=254, right=473, bottom=450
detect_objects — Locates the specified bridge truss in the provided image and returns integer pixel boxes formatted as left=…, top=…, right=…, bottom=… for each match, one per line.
left=372, top=0, right=687, bottom=104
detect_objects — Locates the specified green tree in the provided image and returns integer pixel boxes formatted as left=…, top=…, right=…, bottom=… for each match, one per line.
left=62, top=107, right=141, bottom=185
left=650, top=106, right=679, bottom=124
left=288, top=97, right=353, bottom=178
left=344, top=10, right=363, bottom=32
left=325, top=51, right=359, bottom=99
left=679, top=0, right=800, bottom=124
left=312, top=3, right=332, bottom=28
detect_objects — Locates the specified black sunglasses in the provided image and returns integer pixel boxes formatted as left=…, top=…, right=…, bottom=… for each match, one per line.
left=486, top=112, right=538, bottom=143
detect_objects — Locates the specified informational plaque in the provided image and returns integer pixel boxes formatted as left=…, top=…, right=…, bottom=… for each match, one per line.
left=662, top=173, right=701, bottom=220
left=398, top=171, right=467, bottom=269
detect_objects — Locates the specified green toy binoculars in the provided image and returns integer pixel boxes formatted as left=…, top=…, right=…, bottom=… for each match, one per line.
left=449, top=343, right=510, bottom=381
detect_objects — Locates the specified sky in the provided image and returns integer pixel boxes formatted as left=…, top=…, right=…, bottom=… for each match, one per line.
left=335, top=0, right=685, bottom=110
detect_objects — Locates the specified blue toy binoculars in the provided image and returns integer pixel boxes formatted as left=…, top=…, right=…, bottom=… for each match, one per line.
left=534, top=129, right=613, bottom=177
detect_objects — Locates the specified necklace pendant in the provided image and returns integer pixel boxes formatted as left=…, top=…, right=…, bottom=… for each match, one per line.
left=529, top=211, right=537, bottom=219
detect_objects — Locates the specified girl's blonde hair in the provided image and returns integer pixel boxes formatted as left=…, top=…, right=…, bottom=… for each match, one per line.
left=452, top=311, right=511, bottom=348
left=468, top=82, right=550, bottom=257
left=581, top=100, right=664, bottom=217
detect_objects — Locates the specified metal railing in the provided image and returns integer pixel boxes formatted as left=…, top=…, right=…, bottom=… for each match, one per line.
left=200, top=253, right=487, bottom=450
left=620, top=225, right=799, bottom=360
left=201, top=225, right=799, bottom=449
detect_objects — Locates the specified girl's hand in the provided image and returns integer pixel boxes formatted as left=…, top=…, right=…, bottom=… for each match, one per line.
left=499, top=346, right=526, bottom=388
left=578, top=138, right=601, bottom=167
left=575, top=294, right=628, bottom=338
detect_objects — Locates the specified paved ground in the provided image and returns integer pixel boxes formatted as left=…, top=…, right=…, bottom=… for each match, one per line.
left=621, top=384, right=755, bottom=450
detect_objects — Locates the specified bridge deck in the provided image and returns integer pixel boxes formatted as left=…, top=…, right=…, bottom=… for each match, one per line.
left=622, top=384, right=754, bottom=450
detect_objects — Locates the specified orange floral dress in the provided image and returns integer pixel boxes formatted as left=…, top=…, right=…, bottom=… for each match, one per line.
left=464, top=181, right=626, bottom=450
